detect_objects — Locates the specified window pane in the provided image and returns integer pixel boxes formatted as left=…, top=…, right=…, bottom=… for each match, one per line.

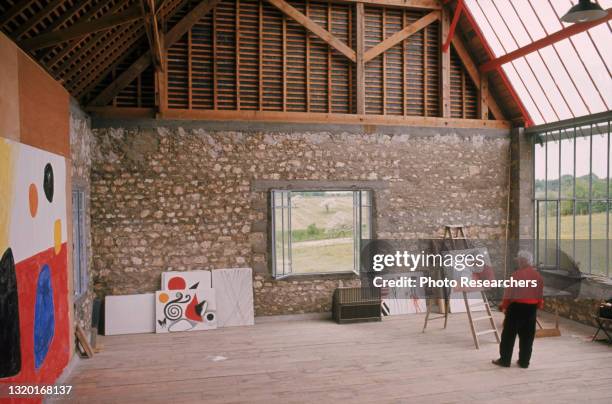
left=534, top=140, right=546, bottom=198
left=290, top=191, right=355, bottom=274
left=559, top=200, right=574, bottom=267
left=273, top=191, right=290, bottom=277
left=546, top=139, right=560, bottom=199
left=560, top=132, right=574, bottom=198
left=591, top=132, right=608, bottom=276
left=361, top=191, right=372, bottom=240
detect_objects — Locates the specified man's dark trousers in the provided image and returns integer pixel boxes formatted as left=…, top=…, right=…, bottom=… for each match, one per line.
left=499, top=302, right=537, bottom=366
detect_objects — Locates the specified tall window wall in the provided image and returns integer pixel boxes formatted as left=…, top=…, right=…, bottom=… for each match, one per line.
left=534, top=115, right=611, bottom=277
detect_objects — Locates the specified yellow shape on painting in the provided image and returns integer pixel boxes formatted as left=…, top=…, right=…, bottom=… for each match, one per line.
left=159, top=293, right=169, bottom=303
left=0, top=139, right=14, bottom=252
left=54, top=219, right=62, bottom=254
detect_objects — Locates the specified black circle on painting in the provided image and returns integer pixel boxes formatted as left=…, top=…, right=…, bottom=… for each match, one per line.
left=43, top=163, right=54, bottom=202
left=206, top=313, right=215, bottom=321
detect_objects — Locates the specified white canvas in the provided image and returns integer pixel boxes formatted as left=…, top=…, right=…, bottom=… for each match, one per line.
left=105, top=294, right=155, bottom=335
left=161, top=270, right=211, bottom=290
left=381, top=273, right=426, bottom=315
left=155, top=288, right=217, bottom=333
left=211, top=267, right=254, bottom=327
left=7, top=141, right=67, bottom=262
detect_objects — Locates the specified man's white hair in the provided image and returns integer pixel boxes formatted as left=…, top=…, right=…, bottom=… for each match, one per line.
left=517, top=250, right=534, bottom=265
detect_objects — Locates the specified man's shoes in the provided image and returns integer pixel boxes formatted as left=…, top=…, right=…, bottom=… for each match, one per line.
left=516, top=360, right=529, bottom=369
left=492, top=359, right=510, bottom=368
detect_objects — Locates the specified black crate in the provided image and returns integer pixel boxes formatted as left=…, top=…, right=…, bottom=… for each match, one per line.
left=332, top=287, right=381, bottom=324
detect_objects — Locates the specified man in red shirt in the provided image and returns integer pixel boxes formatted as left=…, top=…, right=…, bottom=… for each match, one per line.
left=492, top=250, right=544, bottom=369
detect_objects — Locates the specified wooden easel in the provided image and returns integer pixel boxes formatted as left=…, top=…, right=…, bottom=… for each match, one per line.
left=423, top=225, right=501, bottom=349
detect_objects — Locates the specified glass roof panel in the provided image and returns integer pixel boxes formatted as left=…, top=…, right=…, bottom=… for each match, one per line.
left=464, top=0, right=612, bottom=125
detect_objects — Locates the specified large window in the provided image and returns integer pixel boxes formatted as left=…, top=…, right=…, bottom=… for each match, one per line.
left=534, top=116, right=611, bottom=277
left=271, top=190, right=372, bottom=278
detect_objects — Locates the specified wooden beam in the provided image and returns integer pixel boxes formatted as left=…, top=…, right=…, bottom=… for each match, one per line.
left=441, top=0, right=462, bottom=53
left=332, top=0, right=440, bottom=9
left=89, top=0, right=220, bottom=107
left=43, top=0, right=128, bottom=70
left=155, top=47, right=168, bottom=117
left=20, top=4, right=143, bottom=50
left=163, top=0, right=221, bottom=46
left=141, top=0, right=164, bottom=70
left=480, top=9, right=612, bottom=73
left=0, top=0, right=33, bottom=26
left=440, top=6, right=451, bottom=117
left=364, top=10, right=439, bottom=62
left=144, top=108, right=512, bottom=129
left=13, top=0, right=65, bottom=39
left=266, top=0, right=356, bottom=63
left=355, top=3, right=366, bottom=114
left=450, top=35, right=505, bottom=120
left=479, top=73, right=489, bottom=120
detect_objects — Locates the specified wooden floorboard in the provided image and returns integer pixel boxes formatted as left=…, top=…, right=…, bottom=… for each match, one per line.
left=59, top=311, right=612, bottom=403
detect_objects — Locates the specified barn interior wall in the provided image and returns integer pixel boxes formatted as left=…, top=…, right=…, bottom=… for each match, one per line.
left=89, top=121, right=511, bottom=315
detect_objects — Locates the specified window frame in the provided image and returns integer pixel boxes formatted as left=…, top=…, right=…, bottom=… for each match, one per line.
left=72, top=186, right=88, bottom=299
left=532, top=116, right=611, bottom=278
left=270, top=189, right=373, bottom=279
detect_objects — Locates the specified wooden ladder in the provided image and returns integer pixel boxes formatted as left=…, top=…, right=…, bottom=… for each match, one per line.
left=423, top=225, right=501, bottom=349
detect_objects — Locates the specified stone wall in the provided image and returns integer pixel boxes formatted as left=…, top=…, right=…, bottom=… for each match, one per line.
left=90, top=124, right=510, bottom=316
left=69, top=99, right=96, bottom=332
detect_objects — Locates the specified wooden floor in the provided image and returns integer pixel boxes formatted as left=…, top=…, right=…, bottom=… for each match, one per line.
left=61, top=312, right=612, bottom=403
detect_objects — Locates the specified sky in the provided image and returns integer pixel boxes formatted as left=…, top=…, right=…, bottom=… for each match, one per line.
left=534, top=127, right=610, bottom=180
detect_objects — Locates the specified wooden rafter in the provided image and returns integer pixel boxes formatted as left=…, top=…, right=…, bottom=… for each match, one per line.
left=89, top=0, right=221, bottom=107
left=0, top=0, right=33, bottom=26
left=333, top=0, right=440, bottom=9
left=364, top=10, right=440, bottom=63
left=20, top=4, right=143, bottom=51
left=76, top=0, right=188, bottom=98
left=39, top=0, right=117, bottom=68
left=266, top=0, right=356, bottom=63
left=13, top=0, right=65, bottom=39
left=141, top=0, right=164, bottom=70
left=450, top=35, right=504, bottom=121
left=440, top=6, right=451, bottom=117
left=51, top=1, right=139, bottom=77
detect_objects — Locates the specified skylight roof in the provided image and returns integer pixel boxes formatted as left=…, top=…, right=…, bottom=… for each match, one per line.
left=465, top=0, right=611, bottom=125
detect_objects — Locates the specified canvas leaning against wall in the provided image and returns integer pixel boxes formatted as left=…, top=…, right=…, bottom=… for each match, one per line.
left=0, top=138, right=70, bottom=383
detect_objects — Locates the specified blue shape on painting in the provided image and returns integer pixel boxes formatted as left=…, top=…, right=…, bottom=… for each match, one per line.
left=34, top=264, right=55, bottom=369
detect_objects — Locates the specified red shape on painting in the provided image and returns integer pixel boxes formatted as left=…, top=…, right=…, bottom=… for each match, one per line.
left=185, top=296, right=203, bottom=322
left=167, top=276, right=186, bottom=290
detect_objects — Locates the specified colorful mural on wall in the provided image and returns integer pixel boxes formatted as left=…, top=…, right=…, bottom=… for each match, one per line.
left=0, top=138, right=69, bottom=383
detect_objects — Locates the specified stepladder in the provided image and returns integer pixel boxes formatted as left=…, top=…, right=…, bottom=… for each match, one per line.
left=422, top=225, right=501, bottom=349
